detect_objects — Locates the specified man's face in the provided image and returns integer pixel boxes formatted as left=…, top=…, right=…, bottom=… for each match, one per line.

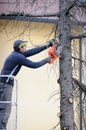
left=19, top=45, right=27, bottom=53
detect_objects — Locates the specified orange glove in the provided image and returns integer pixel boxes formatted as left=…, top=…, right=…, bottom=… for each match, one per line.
left=48, top=45, right=58, bottom=64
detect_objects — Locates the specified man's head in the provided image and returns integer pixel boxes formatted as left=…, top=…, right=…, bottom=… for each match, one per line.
left=13, top=40, right=28, bottom=52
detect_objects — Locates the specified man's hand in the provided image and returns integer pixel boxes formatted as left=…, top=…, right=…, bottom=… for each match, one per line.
left=46, top=40, right=54, bottom=48
left=45, top=56, right=52, bottom=63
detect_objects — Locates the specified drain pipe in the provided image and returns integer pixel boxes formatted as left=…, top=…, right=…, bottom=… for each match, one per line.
left=84, top=26, right=86, bottom=130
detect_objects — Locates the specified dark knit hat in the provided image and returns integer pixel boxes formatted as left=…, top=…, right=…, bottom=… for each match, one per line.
left=13, top=40, right=28, bottom=51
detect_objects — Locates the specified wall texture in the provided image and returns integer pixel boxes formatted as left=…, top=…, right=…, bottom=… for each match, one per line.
left=0, top=19, right=60, bottom=130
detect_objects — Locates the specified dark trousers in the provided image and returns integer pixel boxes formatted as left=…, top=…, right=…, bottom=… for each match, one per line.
left=0, top=82, right=13, bottom=130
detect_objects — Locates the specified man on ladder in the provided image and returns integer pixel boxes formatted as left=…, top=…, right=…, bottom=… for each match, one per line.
left=0, top=39, right=62, bottom=130
left=0, top=39, right=56, bottom=130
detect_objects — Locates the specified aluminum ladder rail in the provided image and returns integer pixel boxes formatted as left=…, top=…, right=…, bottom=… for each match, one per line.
left=0, top=75, right=18, bottom=130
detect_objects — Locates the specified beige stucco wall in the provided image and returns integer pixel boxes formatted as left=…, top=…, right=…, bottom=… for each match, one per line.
left=0, top=19, right=60, bottom=130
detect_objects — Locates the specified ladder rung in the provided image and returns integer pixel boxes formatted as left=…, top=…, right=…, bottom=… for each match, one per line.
left=0, top=101, right=17, bottom=105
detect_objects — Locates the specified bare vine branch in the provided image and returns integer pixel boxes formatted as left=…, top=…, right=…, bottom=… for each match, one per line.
left=49, top=122, right=60, bottom=130
left=59, top=0, right=78, bottom=15
left=71, top=33, right=86, bottom=39
left=0, top=12, right=60, bottom=18
left=73, top=78, right=86, bottom=93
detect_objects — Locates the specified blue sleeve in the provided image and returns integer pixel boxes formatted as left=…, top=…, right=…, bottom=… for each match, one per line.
left=19, top=55, right=48, bottom=68
left=23, top=45, right=47, bottom=57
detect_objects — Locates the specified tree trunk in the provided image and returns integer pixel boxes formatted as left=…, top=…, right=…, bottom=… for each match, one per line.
left=58, top=0, right=75, bottom=129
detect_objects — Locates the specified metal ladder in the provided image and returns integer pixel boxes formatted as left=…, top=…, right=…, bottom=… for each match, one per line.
left=0, top=75, right=18, bottom=130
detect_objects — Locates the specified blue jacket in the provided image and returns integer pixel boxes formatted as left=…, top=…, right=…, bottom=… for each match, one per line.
left=0, top=45, right=48, bottom=84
